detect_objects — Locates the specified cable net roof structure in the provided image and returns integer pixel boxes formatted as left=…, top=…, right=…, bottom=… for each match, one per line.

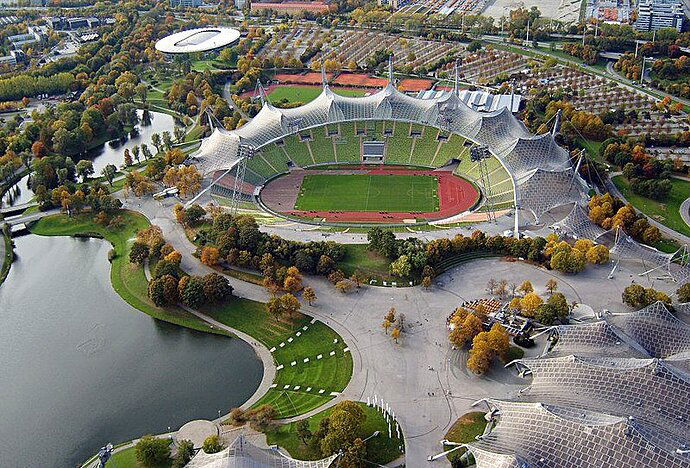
left=467, top=301, right=690, bottom=467
left=605, top=301, right=690, bottom=359
left=551, top=203, right=608, bottom=240
left=545, top=321, right=644, bottom=358
left=513, top=355, right=690, bottom=441
left=467, top=399, right=690, bottom=468
left=193, top=71, right=589, bottom=226
left=185, top=434, right=338, bottom=468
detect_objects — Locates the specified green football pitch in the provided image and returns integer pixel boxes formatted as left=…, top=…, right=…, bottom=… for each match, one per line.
left=294, top=174, right=439, bottom=212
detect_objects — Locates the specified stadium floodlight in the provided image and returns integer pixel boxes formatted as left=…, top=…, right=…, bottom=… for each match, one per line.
left=470, top=146, right=497, bottom=223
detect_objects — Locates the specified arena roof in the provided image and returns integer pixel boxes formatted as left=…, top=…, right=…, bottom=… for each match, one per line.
left=155, top=27, right=240, bottom=54
left=463, top=301, right=690, bottom=468
left=193, top=61, right=590, bottom=224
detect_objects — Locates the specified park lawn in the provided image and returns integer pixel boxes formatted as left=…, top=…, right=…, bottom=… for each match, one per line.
left=30, top=211, right=223, bottom=335
left=265, top=401, right=403, bottom=464
left=444, top=411, right=488, bottom=464
left=612, top=175, right=690, bottom=238
left=339, top=243, right=391, bottom=278
left=208, top=299, right=353, bottom=418
left=268, top=86, right=366, bottom=105
left=105, top=445, right=172, bottom=468
left=294, top=174, right=439, bottom=213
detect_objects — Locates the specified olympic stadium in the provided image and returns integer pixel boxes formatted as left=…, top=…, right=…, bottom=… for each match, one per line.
left=155, top=27, right=241, bottom=55
left=192, top=63, right=589, bottom=233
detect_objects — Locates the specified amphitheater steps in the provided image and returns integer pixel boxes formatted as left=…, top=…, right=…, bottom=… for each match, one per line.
left=260, top=153, right=279, bottom=173
left=278, top=147, right=297, bottom=168
left=430, top=139, right=444, bottom=167
left=408, top=137, right=417, bottom=164
left=305, top=138, right=317, bottom=165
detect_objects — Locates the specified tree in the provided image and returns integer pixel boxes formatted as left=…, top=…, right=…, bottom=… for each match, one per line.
left=101, top=164, right=117, bottom=186
left=203, top=273, right=233, bottom=303
left=135, top=435, right=171, bottom=467
left=130, top=241, right=150, bottom=264
left=172, top=440, right=194, bottom=468
left=518, top=280, right=533, bottom=295
left=382, top=319, right=392, bottom=334
left=266, top=296, right=285, bottom=319
left=547, top=292, right=570, bottom=320
left=385, top=307, right=396, bottom=323
left=202, top=435, right=225, bottom=454
left=281, top=293, right=301, bottom=317
left=296, top=419, right=312, bottom=444
left=319, top=401, right=366, bottom=456
left=391, top=327, right=401, bottom=343
left=180, top=276, right=207, bottom=309
left=335, top=279, right=355, bottom=294
left=123, top=148, right=133, bottom=167
left=303, top=287, right=317, bottom=306
left=184, top=204, right=206, bottom=226
left=76, top=159, right=94, bottom=182
left=132, top=145, right=141, bottom=164
left=545, top=279, right=558, bottom=295
left=201, top=246, right=221, bottom=266
left=678, top=283, right=690, bottom=303
left=486, top=278, right=498, bottom=295
left=586, top=245, right=610, bottom=264
left=622, top=283, right=646, bottom=308
left=520, top=292, right=543, bottom=317
left=467, top=334, right=493, bottom=375
left=449, top=313, right=483, bottom=348
left=390, top=255, right=412, bottom=277
left=486, top=323, right=510, bottom=362
left=422, top=276, right=432, bottom=289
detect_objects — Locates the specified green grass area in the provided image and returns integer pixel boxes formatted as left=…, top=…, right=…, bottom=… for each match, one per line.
left=294, top=174, right=439, bottom=213
left=29, top=211, right=222, bottom=335
left=612, top=175, right=690, bottom=238
left=339, top=244, right=391, bottom=278
left=268, top=86, right=366, bottom=105
left=265, top=402, right=403, bottom=465
left=444, top=411, right=488, bottom=464
left=207, top=299, right=353, bottom=419
left=104, top=444, right=172, bottom=468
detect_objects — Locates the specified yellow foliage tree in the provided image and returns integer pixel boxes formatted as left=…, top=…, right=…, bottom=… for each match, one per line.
left=520, top=292, right=543, bottom=317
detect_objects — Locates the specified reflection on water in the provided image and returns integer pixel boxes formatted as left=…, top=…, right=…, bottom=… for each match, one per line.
left=0, top=235, right=262, bottom=467
left=85, top=109, right=178, bottom=173
left=1, top=173, right=31, bottom=208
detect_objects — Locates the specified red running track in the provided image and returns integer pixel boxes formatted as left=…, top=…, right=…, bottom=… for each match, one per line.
left=278, top=169, right=479, bottom=223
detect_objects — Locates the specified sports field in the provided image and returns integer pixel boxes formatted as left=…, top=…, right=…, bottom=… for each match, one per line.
left=294, top=174, right=439, bottom=212
left=268, top=86, right=366, bottom=105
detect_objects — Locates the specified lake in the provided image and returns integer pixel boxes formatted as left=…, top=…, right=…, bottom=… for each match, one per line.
left=0, top=235, right=262, bottom=467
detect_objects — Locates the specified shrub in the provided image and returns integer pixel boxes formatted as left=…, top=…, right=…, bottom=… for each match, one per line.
left=135, top=435, right=171, bottom=467
left=202, top=434, right=225, bottom=454
left=677, top=283, right=690, bottom=303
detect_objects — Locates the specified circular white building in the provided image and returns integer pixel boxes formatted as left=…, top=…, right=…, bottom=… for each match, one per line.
left=155, top=27, right=240, bottom=55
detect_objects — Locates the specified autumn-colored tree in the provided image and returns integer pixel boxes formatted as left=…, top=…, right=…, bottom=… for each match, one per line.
left=281, top=293, right=301, bottom=317
left=518, top=280, right=533, bottom=295
left=123, top=148, right=133, bottom=167
left=335, top=279, right=355, bottom=294
left=467, top=334, right=493, bottom=374
left=385, top=307, right=396, bottom=323
left=422, top=276, right=432, bottom=289
left=284, top=276, right=302, bottom=294
left=509, top=297, right=522, bottom=310
left=266, top=296, right=285, bottom=319
left=485, top=323, right=510, bottom=362
left=391, top=327, right=401, bottom=343
left=201, top=246, right=220, bottom=266
left=520, top=292, right=543, bottom=317
left=545, top=279, right=558, bottom=295
left=382, top=319, right=392, bottom=334
left=165, top=250, right=182, bottom=265
left=303, top=287, right=317, bottom=305
left=449, top=313, right=483, bottom=348
left=586, top=245, right=610, bottom=264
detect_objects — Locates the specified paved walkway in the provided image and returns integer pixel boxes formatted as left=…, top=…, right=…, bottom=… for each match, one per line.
left=123, top=194, right=675, bottom=466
